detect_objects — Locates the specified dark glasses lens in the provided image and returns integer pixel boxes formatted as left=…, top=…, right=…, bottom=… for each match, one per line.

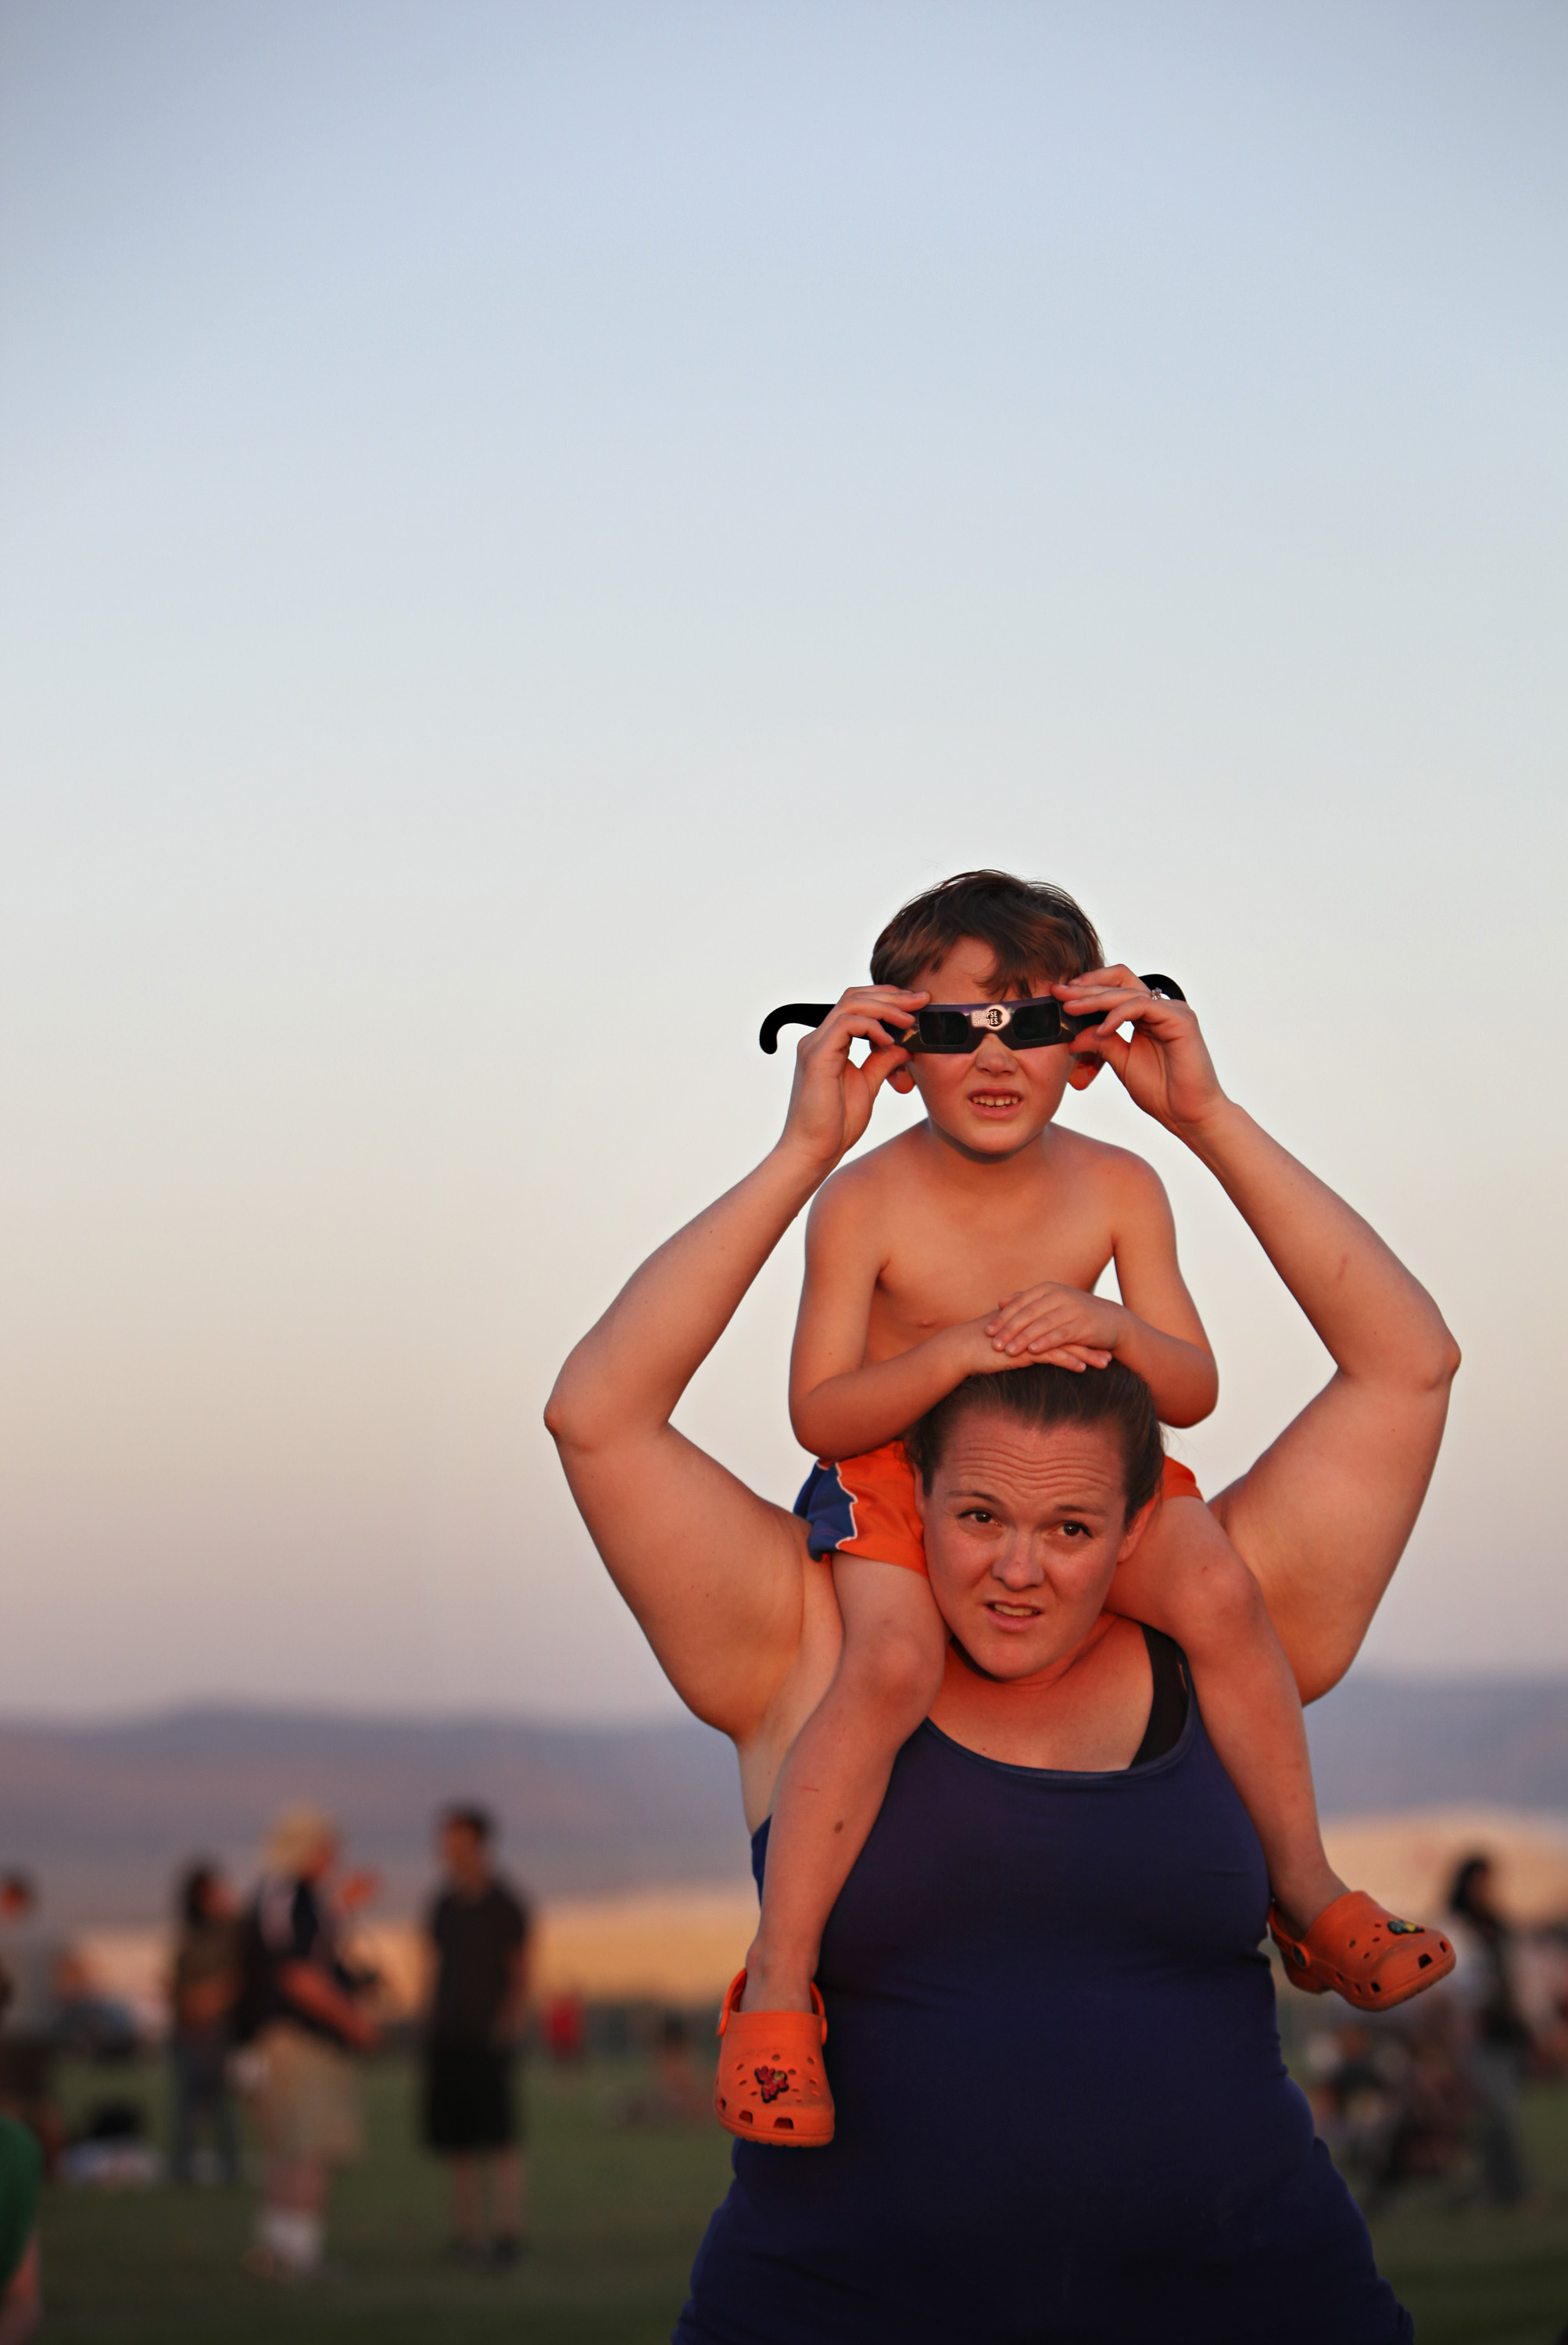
left=1005, top=1001, right=1065, bottom=1048
left=911, top=1009, right=980, bottom=1051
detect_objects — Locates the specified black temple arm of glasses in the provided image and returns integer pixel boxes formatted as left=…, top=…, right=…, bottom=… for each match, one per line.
left=758, top=1003, right=836, bottom=1054
left=758, top=976, right=1185, bottom=1054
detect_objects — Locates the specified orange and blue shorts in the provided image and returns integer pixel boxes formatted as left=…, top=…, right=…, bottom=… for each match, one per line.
left=793, top=1442, right=1201, bottom=1577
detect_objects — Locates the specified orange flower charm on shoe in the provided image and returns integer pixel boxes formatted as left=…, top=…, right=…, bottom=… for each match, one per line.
left=1269, top=1891, right=1455, bottom=2011
left=713, top=1971, right=834, bottom=2147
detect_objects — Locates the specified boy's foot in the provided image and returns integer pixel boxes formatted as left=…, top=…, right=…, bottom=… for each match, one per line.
left=1269, top=1892, right=1455, bottom=2010
left=714, top=1971, right=834, bottom=2146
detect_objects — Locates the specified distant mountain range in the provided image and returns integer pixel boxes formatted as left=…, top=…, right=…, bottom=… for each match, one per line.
left=0, top=1710, right=748, bottom=1922
left=0, top=1671, right=1564, bottom=1923
left=1304, top=1671, right=1568, bottom=1821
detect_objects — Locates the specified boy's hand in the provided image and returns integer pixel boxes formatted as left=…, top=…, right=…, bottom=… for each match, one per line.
left=1054, top=967, right=1227, bottom=1137
left=983, top=1282, right=1121, bottom=1370
left=779, top=986, right=927, bottom=1174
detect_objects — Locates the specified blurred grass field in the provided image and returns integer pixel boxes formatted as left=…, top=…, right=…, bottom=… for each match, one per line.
left=37, top=2053, right=1568, bottom=2343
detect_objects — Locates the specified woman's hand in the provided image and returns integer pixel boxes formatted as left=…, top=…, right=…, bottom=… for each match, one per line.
left=780, top=986, right=927, bottom=1174
left=983, top=1281, right=1119, bottom=1369
left=1056, top=968, right=1228, bottom=1137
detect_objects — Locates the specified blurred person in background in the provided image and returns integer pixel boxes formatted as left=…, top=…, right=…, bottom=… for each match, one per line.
left=0, top=1969, right=41, bottom=2345
left=239, top=1808, right=378, bottom=2279
left=422, top=1804, right=532, bottom=2268
left=168, top=1861, right=242, bottom=2187
left=0, top=1875, right=77, bottom=2171
left=611, top=2011, right=712, bottom=2128
left=542, top=1990, right=585, bottom=2068
left=1447, top=1853, right=1535, bottom=2207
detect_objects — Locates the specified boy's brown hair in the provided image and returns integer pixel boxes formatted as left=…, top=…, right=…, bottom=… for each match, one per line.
left=869, top=869, right=1103, bottom=997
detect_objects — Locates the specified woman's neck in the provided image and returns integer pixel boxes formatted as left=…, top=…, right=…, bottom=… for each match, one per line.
left=929, top=1613, right=1152, bottom=1773
left=947, top=1610, right=1117, bottom=1693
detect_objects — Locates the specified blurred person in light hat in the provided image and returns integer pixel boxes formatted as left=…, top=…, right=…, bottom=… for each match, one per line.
left=236, top=1806, right=379, bottom=2279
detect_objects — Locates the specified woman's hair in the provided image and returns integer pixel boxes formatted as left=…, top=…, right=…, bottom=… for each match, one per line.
left=1448, top=1853, right=1502, bottom=1937
left=870, top=869, right=1103, bottom=995
left=443, top=1803, right=495, bottom=1845
left=904, top=1361, right=1165, bottom=1516
left=177, top=1861, right=219, bottom=1929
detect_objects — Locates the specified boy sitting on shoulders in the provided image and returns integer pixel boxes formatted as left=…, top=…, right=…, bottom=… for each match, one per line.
left=718, top=868, right=1452, bottom=2147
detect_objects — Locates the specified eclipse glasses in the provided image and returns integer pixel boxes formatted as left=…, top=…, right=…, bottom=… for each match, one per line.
left=758, top=976, right=1185, bottom=1057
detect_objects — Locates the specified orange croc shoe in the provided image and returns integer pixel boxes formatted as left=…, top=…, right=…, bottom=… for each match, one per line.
left=1269, top=1892, right=1455, bottom=2011
left=713, top=1971, right=834, bottom=2147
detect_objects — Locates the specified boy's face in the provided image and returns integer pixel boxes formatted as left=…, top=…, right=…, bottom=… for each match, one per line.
left=893, top=937, right=1099, bottom=1158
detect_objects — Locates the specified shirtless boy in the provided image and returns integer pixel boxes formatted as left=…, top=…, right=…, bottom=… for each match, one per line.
left=718, top=868, right=1452, bottom=2146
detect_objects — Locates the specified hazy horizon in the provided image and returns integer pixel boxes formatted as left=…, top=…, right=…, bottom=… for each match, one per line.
left=2, top=2, right=1565, bottom=1717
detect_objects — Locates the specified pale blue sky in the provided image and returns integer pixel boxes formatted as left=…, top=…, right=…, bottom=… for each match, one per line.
left=1, top=1, right=1564, bottom=1715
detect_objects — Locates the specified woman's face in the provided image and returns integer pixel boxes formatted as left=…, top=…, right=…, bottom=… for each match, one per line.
left=916, top=1411, right=1153, bottom=1679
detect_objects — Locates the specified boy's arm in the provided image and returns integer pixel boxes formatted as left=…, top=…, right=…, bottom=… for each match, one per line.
left=789, top=1175, right=1000, bottom=1459
left=984, top=1155, right=1218, bottom=1427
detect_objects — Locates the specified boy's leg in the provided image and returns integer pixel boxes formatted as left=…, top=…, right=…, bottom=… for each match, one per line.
left=1108, top=1495, right=1344, bottom=1935
left=740, top=1555, right=947, bottom=2014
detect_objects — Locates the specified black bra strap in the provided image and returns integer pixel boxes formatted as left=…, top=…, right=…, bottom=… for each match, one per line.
left=1130, top=1626, right=1189, bottom=1767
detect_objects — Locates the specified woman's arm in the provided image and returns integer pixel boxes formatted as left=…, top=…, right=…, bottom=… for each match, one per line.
left=545, top=986, right=923, bottom=1740
left=276, top=1961, right=378, bottom=2050
left=1061, top=970, right=1460, bottom=1702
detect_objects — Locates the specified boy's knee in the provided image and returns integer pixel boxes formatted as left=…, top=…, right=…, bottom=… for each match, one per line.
left=1173, top=1546, right=1267, bottom=1652
left=840, top=1617, right=946, bottom=1710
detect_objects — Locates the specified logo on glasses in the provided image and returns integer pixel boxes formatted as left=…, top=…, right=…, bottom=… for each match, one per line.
left=974, top=1004, right=1008, bottom=1029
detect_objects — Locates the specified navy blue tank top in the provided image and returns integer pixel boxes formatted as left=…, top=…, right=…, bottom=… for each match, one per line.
left=676, top=1665, right=1409, bottom=2345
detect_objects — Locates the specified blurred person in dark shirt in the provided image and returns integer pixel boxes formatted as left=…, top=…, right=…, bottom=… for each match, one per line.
left=239, top=1808, right=378, bottom=2279
left=168, top=1861, right=242, bottom=2186
left=422, top=1805, right=532, bottom=2266
left=0, top=1967, right=41, bottom=2344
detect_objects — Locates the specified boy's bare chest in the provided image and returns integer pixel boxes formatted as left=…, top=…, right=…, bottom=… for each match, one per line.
left=866, top=1187, right=1115, bottom=1347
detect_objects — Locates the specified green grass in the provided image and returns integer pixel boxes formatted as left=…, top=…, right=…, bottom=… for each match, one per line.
left=45, top=2052, right=735, bottom=2344
left=38, top=2054, right=1568, bottom=2341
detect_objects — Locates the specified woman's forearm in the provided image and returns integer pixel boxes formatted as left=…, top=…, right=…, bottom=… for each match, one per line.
left=546, top=1142, right=825, bottom=1452
left=1178, top=1100, right=1460, bottom=1392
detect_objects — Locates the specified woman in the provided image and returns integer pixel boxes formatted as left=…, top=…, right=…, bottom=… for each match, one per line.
left=168, top=1861, right=242, bottom=2186
left=546, top=972, right=1459, bottom=2342
left=1447, top=1853, right=1534, bottom=2205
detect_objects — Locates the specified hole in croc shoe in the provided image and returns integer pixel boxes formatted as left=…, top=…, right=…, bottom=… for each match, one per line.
left=1369, top=1981, right=1381, bottom=1993
left=773, top=2117, right=794, bottom=2131
left=1418, top=1953, right=1432, bottom=1968
left=739, top=2110, right=754, bottom=2124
